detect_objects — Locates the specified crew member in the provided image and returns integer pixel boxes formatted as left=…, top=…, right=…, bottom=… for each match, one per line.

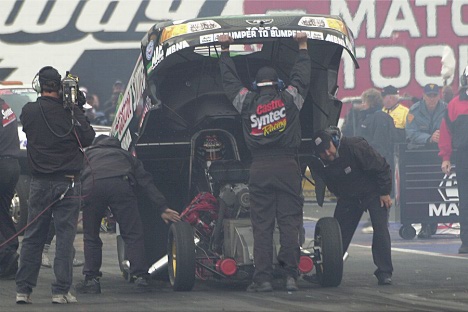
left=381, top=85, right=409, bottom=143
left=0, top=97, right=20, bottom=280
left=16, top=66, right=95, bottom=304
left=75, top=135, right=180, bottom=294
left=309, top=127, right=393, bottom=285
left=439, top=66, right=468, bottom=254
left=219, top=32, right=310, bottom=292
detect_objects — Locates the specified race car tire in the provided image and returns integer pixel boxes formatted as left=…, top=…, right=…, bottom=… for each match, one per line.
left=168, top=221, right=195, bottom=291
left=399, top=225, right=416, bottom=240
left=314, top=217, right=343, bottom=287
left=12, top=175, right=30, bottom=233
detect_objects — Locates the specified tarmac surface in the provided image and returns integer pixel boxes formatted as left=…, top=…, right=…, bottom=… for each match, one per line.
left=1, top=202, right=468, bottom=312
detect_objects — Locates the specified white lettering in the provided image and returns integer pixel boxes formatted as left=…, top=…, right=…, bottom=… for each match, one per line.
left=370, top=46, right=411, bottom=88
left=381, top=0, right=420, bottom=38
left=331, top=0, right=376, bottom=39
left=415, top=0, right=447, bottom=37
left=250, top=107, right=286, bottom=129
left=429, top=203, right=459, bottom=217
left=415, top=45, right=453, bottom=86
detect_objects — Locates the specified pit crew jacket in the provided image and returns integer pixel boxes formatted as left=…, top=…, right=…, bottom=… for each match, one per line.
left=80, top=136, right=169, bottom=215
left=20, top=96, right=95, bottom=177
left=405, top=99, right=447, bottom=145
left=0, top=98, right=20, bottom=158
left=439, top=92, right=468, bottom=161
left=219, top=50, right=310, bottom=153
left=309, top=137, right=392, bottom=200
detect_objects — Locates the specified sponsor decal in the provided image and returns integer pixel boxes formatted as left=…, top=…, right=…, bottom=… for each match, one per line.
left=246, top=19, right=273, bottom=25
left=146, top=41, right=155, bottom=60
left=427, top=172, right=459, bottom=217
left=2, top=102, right=17, bottom=127
left=161, top=20, right=221, bottom=42
left=250, top=99, right=286, bottom=136
left=114, top=56, right=146, bottom=140
left=325, top=34, right=346, bottom=49
left=298, top=17, right=328, bottom=29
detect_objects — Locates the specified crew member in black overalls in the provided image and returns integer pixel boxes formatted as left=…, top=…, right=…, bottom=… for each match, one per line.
left=309, top=127, right=394, bottom=285
left=219, top=33, right=310, bottom=292
left=439, top=66, right=468, bottom=254
left=75, top=135, right=180, bottom=294
left=0, top=98, right=20, bottom=280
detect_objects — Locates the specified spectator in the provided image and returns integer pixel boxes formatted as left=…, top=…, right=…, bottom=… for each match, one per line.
left=381, top=85, right=409, bottom=143
left=341, top=100, right=367, bottom=137
left=219, top=33, right=310, bottom=292
left=439, top=66, right=468, bottom=254
left=0, top=98, right=20, bottom=280
left=101, top=80, right=125, bottom=125
left=15, top=66, right=95, bottom=304
left=406, top=83, right=447, bottom=238
left=75, top=135, right=180, bottom=294
left=356, top=88, right=396, bottom=234
left=309, top=127, right=393, bottom=286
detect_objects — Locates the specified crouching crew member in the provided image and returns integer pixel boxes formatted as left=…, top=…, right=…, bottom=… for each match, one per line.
left=75, top=135, right=180, bottom=294
left=219, top=32, right=310, bottom=292
left=308, top=127, right=394, bottom=285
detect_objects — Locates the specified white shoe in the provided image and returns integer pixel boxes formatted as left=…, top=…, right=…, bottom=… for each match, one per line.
left=16, top=293, right=32, bottom=304
left=41, top=253, right=52, bottom=268
left=73, top=258, right=84, bottom=267
left=52, top=292, right=77, bottom=304
left=361, top=225, right=374, bottom=234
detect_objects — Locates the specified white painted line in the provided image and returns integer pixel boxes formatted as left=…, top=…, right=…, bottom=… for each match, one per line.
left=351, top=244, right=468, bottom=260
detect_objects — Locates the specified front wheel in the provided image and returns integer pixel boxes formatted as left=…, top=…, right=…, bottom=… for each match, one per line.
left=167, top=222, right=196, bottom=291
left=314, top=217, right=343, bottom=287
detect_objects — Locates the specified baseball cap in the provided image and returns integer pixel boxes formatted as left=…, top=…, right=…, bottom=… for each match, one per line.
left=312, top=130, right=333, bottom=154
left=423, top=83, right=439, bottom=95
left=255, top=67, right=278, bottom=84
left=381, top=85, right=398, bottom=97
left=38, top=66, right=61, bottom=84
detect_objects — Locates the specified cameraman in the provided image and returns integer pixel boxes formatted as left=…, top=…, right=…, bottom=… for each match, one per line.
left=15, top=66, right=95, bottom=304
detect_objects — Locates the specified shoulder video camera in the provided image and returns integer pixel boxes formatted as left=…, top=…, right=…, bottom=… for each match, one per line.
left=62, top=72, right=83, bottom=109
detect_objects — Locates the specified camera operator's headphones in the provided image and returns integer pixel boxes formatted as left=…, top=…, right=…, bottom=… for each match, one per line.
left=32, top=66, right=60, bottom=93
left=323, top=126, right=342, bottom=148
left=251, top=78, right=285, bottom=91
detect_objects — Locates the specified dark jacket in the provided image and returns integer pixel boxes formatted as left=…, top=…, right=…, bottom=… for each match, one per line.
left=357, top=106, right=396, bottom=161
left=81, top=137, right=168, bottom=214
left=309, top=137, right=392, bottom=199
left=20, top=96, right=95, bottom=176
left=0, top=98, right=20, bottom=158
left=219, top=50, right=310, bottom=153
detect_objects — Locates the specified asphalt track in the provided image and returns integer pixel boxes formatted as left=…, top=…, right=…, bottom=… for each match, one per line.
left=1, top=202, right=468, bottom=312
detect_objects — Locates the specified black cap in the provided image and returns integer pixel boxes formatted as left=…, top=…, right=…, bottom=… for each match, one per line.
left=381, top=85, right=398, bottom=97
left=312, top=130, right=333, bottom=154
left=423, top=83, right=439, bottom=95
left=255, top=67, right=278, bottom=84
left=38, top=66, right=61, bottom=85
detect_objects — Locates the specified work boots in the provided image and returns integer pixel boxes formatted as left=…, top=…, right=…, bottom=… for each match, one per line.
left=75, top=277, right=101, bottom=294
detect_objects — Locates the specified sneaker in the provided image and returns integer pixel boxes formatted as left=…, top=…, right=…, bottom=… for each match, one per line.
left=41, top=253, right=52, bottom=268
left=73, top=258, right=84, bottom=267
left=361, top=225, right=374, bottom=234
left=376, top=273, right=392, bottom=286
left=458, top=244, right=468, bottom=254
left=75, top=277, right=101, bottom=294
left=16, top=293, right=32, bottom=304
left=285, top=276, right=299, bottom=291
left=135, top=275, right=150, bottom=292
left=246, top=281, right=273, bottom=292
left=52, top=292, right=77, bottom=304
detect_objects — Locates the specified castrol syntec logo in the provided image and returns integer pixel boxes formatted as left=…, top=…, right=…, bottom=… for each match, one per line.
left=250, top=99, right=286, bottom=136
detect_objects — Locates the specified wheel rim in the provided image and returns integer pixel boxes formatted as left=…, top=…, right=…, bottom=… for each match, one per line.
left=10, top=193, right=20, bottom=224
left=172, top=240, right=177, bottom=278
